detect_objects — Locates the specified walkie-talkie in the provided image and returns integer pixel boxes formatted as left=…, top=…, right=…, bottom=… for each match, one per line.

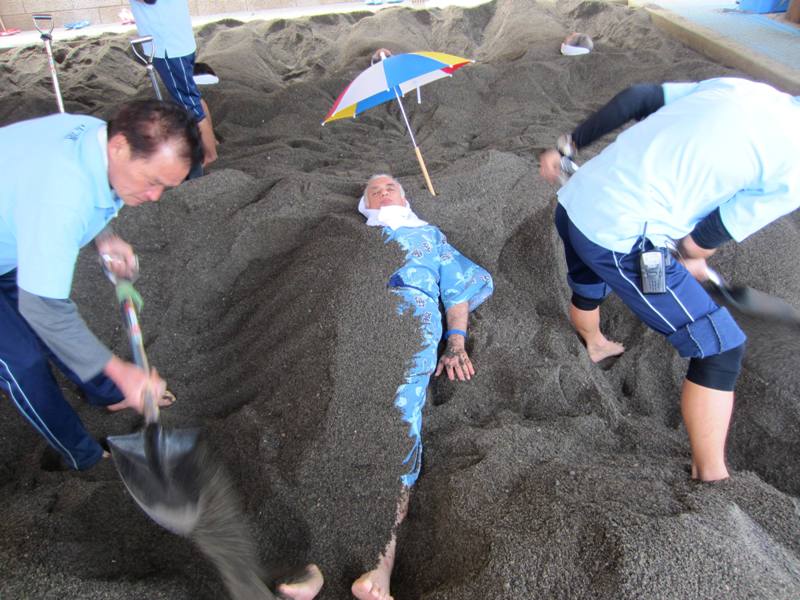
left=640, top=250, right=667, bottom=294
left=639, top=223, right=667, bottom=294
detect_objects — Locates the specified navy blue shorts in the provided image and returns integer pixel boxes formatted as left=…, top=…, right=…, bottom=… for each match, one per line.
left=153, top=52, right=205, bottom=122
left=555, top=204, right=746, bottom=358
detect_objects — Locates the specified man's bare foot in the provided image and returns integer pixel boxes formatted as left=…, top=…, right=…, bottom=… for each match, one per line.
left=586, top=338, right=625, bottom=363
left=352, top=569, right=393, bottom=600
left=276, top=564, right=324, bottom=600
left=107, top=390, right=176, bottom=413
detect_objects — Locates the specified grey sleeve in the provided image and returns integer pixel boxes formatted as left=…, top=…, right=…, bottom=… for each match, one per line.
left=18, top=289, right=113, bottom=382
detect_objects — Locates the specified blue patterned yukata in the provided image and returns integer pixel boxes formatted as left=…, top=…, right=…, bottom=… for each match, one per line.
left=383, top=225, right=493, bottom=486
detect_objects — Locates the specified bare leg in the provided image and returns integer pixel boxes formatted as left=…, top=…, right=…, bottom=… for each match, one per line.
left=569, top=304, right=625, bottom=363
left=198, top=98, right=218, bottom=166
left=276, top=564, right=324, bottom=600
left=352, top=488, right=409, bottom=600
left=681, top=379, right=733, bottom=482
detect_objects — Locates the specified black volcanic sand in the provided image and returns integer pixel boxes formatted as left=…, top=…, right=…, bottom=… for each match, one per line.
left=1, top=1, right=800, bottom=598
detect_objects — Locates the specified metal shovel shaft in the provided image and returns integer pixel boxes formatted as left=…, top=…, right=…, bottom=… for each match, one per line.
left=147, top=67, right=163, bottom=100
left=130, top=35, right=163, bottom=100
left=107, top=278, right=203, bottom=535
left=32, top=14, right=64, bottom=113
left=119, top=294, right=160, bottom=424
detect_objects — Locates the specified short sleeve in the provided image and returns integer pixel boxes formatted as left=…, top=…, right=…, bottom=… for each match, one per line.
left=438, top=241, right=494, bottom=312
left=16, top=194, right=86, bottom=299
left=719, top=182, right=800, bottom=242
left=662, top=82, right=700, bottom=106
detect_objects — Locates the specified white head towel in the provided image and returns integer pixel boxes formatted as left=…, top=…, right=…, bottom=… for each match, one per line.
left=358, top=195, right=428, bottom=230
left=560, top=32, right=594, bottom=56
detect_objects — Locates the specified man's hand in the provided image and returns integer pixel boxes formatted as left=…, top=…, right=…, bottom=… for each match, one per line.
left=104, top=355, right=166, bottom=414
left=435, top=337, right=475, bottom=382
left=539, top=148, right=563, bottom=184
left=96, top=234, right=139, bottom=281
left=677, top=234, right=715, bottom=282
left=681, top=257, right=710, bottom=282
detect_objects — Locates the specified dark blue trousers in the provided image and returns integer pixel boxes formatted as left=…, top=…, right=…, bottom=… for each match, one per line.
left=0, top=270, right=123, bottom=470
left=555, top=204, right=746, bottom=359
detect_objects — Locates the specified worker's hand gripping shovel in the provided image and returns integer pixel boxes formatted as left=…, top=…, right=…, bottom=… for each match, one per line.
left=130, top=35, right=163, bottom=100
left=101, top=255, right=204, bottom=536
left=33, top=14, right=65, bottom=113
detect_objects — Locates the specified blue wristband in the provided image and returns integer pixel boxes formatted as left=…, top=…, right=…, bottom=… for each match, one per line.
left=445, top=329, right=467, bottom=339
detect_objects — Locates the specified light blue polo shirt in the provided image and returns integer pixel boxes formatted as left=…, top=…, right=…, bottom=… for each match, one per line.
left=0, top=114, right=123, bottom=299
left=559, top=78, right=800, bottom=253
left=130, top=0, right=196, bottom=59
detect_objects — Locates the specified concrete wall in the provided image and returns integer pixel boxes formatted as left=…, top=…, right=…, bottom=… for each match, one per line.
left=0, top=0, right=344, bottom=32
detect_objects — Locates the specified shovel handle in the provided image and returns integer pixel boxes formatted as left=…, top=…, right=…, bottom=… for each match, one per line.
left=130, top=35, right=156, bottom=65
left=33, top=13, right=65, bottom=113
left=102, top=251, right=159, bottom=425
left=705, top=266, right=724, bottom=288
left=32, top=14, right=54, bottom=37
left=120, top=295, right=160, bottom=424
left=130, top=37, right=163, bottom=100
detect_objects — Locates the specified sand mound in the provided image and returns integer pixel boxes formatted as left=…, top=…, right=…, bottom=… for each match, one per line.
left=1, top=1, right=799, bottom=598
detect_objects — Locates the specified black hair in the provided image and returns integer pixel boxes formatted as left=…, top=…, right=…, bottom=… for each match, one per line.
left=143, top=0, right=157, bottom=4
left=107, top=99, right=203, bottom=170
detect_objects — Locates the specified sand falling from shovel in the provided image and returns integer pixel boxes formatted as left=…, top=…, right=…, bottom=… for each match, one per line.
left=183, top=444, right=277, bottom=600
left=114, top=431, right=275, bottom=599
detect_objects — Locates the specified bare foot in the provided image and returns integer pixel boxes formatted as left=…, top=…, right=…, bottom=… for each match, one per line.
left=276, top=564, right=324, bottom=600
left=352, top=569, right=393, bottom=600
left=586, top=338, right=625, bottom=363
left=107, top=390, right=176, bottom=413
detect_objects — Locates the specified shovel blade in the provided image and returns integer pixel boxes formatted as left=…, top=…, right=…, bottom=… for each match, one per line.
left=108, top=425, right=205, bottom=536
left=723, top=285, right=800, bottom=325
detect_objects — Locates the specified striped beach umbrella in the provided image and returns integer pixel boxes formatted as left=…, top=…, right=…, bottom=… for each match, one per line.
left=322, top=51, right=474, bottom=196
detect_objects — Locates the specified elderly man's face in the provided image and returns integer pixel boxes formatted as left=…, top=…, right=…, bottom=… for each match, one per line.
left=107, top=133, right=191, bottom=206
left=365, top=176, right=406, bottom=210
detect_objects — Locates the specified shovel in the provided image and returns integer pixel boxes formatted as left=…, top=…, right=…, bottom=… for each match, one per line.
left=103, top=260, right=204, bottom=535
left=130, top=35, right=163, bottom=100
left=32, top=14, right=65, bottom=113
left=706, top=266, right=800, bottom=325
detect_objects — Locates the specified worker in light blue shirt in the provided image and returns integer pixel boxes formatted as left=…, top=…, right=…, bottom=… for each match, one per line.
left=539, top=77, right=799, bottom=484
left=0, top=100, right=202, bottom=471
left=129, top=0, right=218, bottom=172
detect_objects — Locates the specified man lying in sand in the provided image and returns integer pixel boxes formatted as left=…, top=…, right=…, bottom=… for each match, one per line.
left=354, top=174, right=493, bottom=600
left=0, top=100, right=202, bottom=471
left=540, top=77, right=800, bottom=482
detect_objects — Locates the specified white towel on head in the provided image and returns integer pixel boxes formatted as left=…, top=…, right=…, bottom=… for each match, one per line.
left=560, top=43, right=591, bottom=56
left=561, top=32, right=593, bottom=56
left=358, top=195, right=428, bottom=229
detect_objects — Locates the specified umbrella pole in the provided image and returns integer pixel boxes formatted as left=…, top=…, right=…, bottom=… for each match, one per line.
left=393, top=87, right=436, bottom=197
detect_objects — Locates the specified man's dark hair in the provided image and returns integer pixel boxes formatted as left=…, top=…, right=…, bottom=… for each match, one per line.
left=107, top=100, right=203, bottom=169
left=143, top=0, right=157, bottom=4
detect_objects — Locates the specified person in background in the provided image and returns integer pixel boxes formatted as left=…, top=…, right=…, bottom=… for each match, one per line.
left=129, top=0, right=218, bottom=176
